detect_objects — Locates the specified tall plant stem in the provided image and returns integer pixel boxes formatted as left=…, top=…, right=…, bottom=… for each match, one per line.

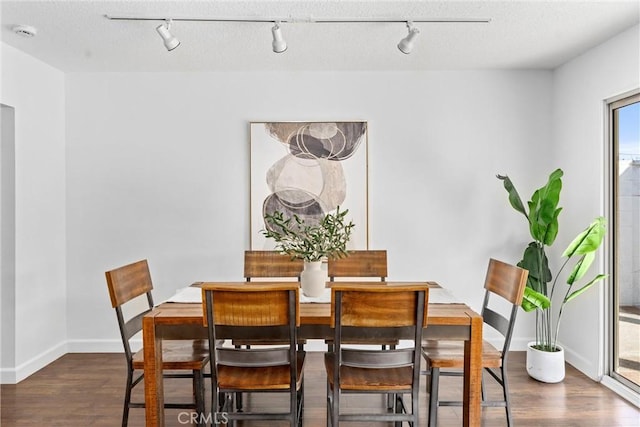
left=549, top=256, right=571, bottom=302
left=547, top=256, right=572, bottom=350
left=552, top=283, right=575, bottom=350
left=534, top=243, right=554, bottom=349
left=535, top=310, right=540, bottom=346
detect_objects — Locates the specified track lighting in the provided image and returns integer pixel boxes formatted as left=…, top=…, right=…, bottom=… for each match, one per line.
left=271, top=21, right=287, bottom=53
left=105, top=15, right=490, bottom=54
left=397, top=21, right=420, bottom=54
left=156, top=19, right=180, bottom=51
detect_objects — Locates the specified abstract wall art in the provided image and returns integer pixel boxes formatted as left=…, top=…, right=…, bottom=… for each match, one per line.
left=250, top=121, right=368, bottom=250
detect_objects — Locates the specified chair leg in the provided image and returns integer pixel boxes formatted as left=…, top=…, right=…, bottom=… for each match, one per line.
left=234, top=344, right=244, bottom=411
left=481, top=369, right=486, bottom=402
left=326, top=380, right=332, bottom=427
left=501, top=365, right=513, bottom=427
left=297, top=377, right=305, bottom=427
left=192, top=370, right=205, bottom=427
left=387, top=342, right=398, bottom=410
left=331, top=384, right=339, bottom=427
left=290, top=379, right=298, bottom=427
left=212, top=382, right=227, bottom=425
left=235, top=391, right=243, bottom=411
left=428, top=368, right=440, bottom=427
left=122, top=368, right=134, bottom=427
left=394, top=394, right=403, bottom=427
left=297, top=389, right=304, bottom=427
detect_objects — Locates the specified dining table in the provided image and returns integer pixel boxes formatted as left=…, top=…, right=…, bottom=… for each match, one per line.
left=142, top=281, right=483, bottom=427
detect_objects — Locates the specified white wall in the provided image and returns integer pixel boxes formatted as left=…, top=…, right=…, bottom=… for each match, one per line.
left=1, top=104, right=16, bottom=371
left=551, top=24, right=640, bottom=379
left=0, top=44, right=67, bottom=383
left=65, top=70, right=552, bottom=353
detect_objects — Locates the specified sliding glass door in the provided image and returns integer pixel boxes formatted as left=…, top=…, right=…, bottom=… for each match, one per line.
left=610, top=92, right=640, bottom=391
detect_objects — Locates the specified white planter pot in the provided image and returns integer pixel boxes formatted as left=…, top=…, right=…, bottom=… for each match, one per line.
left=526, top=341, right=565, bottom=383
left=300, top=260, right=327, bottom=297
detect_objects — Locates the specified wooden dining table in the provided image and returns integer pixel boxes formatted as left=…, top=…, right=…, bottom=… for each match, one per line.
left=142, top=282, right=483, bottom=426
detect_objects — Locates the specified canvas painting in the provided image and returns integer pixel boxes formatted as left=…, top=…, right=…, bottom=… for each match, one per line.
left=250, top=121, right=368, bottom=250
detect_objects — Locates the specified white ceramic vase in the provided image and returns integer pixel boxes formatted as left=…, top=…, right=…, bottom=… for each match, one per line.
left=526, top=341, right=565, bottom=383
left=300, top=260, right=327, bottom=297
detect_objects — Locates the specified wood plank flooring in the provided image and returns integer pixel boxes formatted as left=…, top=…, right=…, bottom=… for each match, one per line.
left=1, top=351, right=638, bottom=426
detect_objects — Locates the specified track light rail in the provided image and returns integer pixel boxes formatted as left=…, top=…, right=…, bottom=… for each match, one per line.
left=104, top=15, right=491, bottom=24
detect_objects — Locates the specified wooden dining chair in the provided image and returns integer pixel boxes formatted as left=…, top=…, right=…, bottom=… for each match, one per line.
left=244, top=250, right=304, bottom=281
left=422, top=258, right=528, bottom=427
left=241, top=250, right=307, bottom=348
left=202, top=282, right=305, bottom=427
left=237, top=250, right=306, bottom=410
left=105, top=259, right=209, bottom=427
left=327, top=249, right=387, bottom=282
left=327, top=250, right=397, bottom=352
left=325, top=283, right=429, bottom=426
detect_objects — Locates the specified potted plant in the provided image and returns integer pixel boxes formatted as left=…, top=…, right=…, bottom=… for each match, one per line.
left=497, top=168, right=607, bottom=382
left=261, top=206, right=355, bottom=297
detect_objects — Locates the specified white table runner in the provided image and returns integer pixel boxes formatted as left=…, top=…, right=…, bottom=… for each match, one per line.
left=165, top=285, right=461, bottom=304
left=166, top=286, right=202, bottom=303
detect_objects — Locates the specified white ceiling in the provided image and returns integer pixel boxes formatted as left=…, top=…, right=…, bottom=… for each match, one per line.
left=1, top=0, right=639, bottom=72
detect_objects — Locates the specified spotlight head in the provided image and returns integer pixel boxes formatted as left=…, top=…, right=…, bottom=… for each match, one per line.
left=398, top=22, right=420, bottom=54
left=156, top=20, right=180, bottom=51
left=271, top=22, right=287, bottom=53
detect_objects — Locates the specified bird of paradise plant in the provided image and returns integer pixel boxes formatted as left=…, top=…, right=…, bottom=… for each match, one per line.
left=497, top=168, right=607, bottom=352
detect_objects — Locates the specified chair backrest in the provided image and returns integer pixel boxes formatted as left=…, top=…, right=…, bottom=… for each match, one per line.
left=106, top=259, right=154, bottom=308
left=244, top=250, right=304, bottom=281
left=327, top=250, right=387, bottom=281
left=105, top=259, right=155, bottom=362
left=202, top=283, right=300, bottom=367
left=481, top=258, right=529, bottom=354
left=331, top=283, right=429, bottom=369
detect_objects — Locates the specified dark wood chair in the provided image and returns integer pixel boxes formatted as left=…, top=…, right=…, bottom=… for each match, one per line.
left=202, top=282, right=305, bottom=427
left=325, top=283, right=429, bottom=426
left=422, top=258, right=528, bottom=427
left=105, top=259, right=209, bottom=427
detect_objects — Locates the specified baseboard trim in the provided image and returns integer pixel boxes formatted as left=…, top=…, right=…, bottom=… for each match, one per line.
left=494, top=336, right=532, bottom=352
left=601, top=376, right=640, bottom=408
left=563, top=344, right=598, bottom=380
left=66, top=338, right=142, bottom=353
left=0, top=341, right=67, bottom=384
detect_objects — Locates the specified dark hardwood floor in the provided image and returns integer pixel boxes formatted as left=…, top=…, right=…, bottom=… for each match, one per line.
left=1, top=351, right=638, bottom=426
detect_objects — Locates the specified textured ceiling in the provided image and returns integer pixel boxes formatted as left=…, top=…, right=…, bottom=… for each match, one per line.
left=1, top=0, right=639, bottom=72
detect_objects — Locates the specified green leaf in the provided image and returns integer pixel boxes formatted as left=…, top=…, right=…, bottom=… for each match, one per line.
left=261, top=205, right=354, bottom=261
left=562, top=217, right=607, bottom=257
left=543, top=207, right=562, bottom=246
left=521, top=287, right=551, bottom=312
left=519, top=242, right=551, bottom=293
left=547, top=168, right=564, bottom=183
left=566, top=252, right=595, bottom=285
left=538, top=189, right=560, bottom=224
left=565, top=274, right=608, bottom=303
left=497, top=174, right=529, bottom=219
left=528, top=169, right=563, bottom=243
